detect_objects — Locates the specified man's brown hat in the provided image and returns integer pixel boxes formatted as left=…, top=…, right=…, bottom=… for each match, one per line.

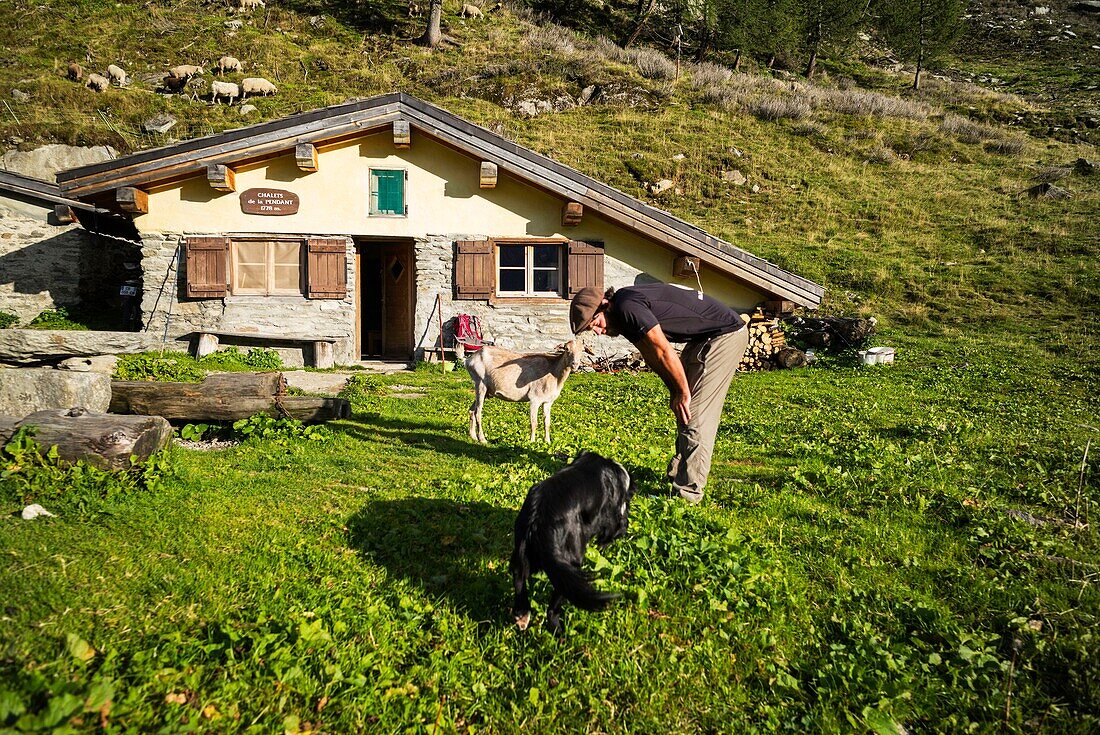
left=570, top=287, right=603, bottom=334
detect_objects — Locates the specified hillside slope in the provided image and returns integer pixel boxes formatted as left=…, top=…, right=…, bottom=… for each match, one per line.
left=0, top=0, right=1096, bottom=354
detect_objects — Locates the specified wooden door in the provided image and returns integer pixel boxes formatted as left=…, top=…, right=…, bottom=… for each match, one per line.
left=382, top=243, right=413, bottom=357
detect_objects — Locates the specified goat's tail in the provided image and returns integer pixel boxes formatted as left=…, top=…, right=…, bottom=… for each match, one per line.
left=542, top=550, right=618, bottom=611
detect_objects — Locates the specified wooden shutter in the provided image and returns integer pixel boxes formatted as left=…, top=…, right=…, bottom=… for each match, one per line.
left=185, top=236, right=228, bottom=298
left=454, top=240, right=493, bottom=299
left=567, top=240, right=604, bottom=295
left=307, top=237, right=347, bottom=299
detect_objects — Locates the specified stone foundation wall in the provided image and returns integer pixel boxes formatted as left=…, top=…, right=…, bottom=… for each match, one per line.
left=0, top=207, right=99, bottom=322
left=140, top=233, right=358, bottom=367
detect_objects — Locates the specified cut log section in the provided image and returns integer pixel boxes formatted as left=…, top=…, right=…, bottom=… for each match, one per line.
left=109, top=372, right=349, bottom=423
left=0, top=407, right=171, bottom=470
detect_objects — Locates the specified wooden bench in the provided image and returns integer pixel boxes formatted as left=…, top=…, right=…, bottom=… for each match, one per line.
left=193, top=331, right=345, bottom=369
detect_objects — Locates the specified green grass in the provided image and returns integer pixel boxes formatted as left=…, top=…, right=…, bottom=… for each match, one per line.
left=1, top=0, right=1098, bottom=731
left=2, top=331, right=1097, bottom=733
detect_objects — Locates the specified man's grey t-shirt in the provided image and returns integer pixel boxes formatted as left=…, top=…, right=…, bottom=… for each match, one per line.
left=607, top=283, right=746, bottom=344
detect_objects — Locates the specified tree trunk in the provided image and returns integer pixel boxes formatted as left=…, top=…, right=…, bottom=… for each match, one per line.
left=0, top=408, right=171, bottom=470
left=421, top=0, right=442, bottom=47
left=913, top=4, right=926, bottom=90
left=621, top=0, right=657, bottom=48
left=109, top=373, right=349, bottom=423
left=804, top=47, right=818, bottom=79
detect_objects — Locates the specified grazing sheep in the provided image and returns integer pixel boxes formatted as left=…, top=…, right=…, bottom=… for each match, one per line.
left=217, top=55, right=243, bottom=74
left=168, top=64, right=205, bottom=80
left=460, top=3, right=483, bottom=17
left=106, top=64, right=128, bottom=86
left=210, top=80, right=239, bottom=104
left=466, top=340, right=583, bottom=443
left=238, top=0, right=265, bottom=11
left=161, top=74, right=188, bottom=94
left=86, top=73, right=109, bottom=92
left=241, top=77, right=277, bottom=98
left=66, top=62, right=83, bottom=81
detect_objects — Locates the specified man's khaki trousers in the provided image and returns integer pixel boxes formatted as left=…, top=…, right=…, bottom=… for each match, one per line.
left=667, top=328, right=750, bottom=503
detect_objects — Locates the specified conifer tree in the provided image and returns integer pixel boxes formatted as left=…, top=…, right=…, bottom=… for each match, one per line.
left=874, top=0, right=963, bottom=89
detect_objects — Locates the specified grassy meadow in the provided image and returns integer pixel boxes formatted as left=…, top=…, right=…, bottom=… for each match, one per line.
left=1, top=0, right=1099, bottom=732
left=1, top=339, right=1097, bottom=733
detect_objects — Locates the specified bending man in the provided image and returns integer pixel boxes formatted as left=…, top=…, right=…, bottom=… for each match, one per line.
left=570, top=283, right=748, bottom=504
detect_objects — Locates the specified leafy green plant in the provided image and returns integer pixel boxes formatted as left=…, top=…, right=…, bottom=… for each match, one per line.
left=178, top=423, right=215, bottom=442
left=0, top=311, right=18, bottom=329
left=114, top=352, right=205, bottom=382
left=25, top=307, right=88, bottom=331
left=230, top=414, right=330, bottom=443
left=338, top=374, right=387, bottom=405
left=199, top=346, right=284, bottom=372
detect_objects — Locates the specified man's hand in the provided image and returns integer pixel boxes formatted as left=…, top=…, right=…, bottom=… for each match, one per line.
left=634, top=324, right=692, bottom=425
left=670, top=391, right=692, bottom=425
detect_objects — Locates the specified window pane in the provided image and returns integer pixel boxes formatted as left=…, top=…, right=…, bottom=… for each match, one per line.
left=532, top=245, right=559, bottom=268
left=532, top=269, right=559, bottom=293
left=498, top=245, right=524, bottom=267
left=371, top=169, right=404, bottom=215
left=237, top=241, right=265, bottom=266
left=273, top=265, right=299, bottom=291
left=238, top=263, right=266, bottom=290
left=499, top=269, right=525, bottom=292
left=272, top=241, right=300, bottom=266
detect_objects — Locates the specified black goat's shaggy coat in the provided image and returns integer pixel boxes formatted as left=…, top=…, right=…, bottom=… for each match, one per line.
left=511, top=451, right=636, bottom=634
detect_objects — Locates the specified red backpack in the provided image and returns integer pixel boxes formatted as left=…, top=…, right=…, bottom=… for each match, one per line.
left=454, top=313, right=485, bottom=352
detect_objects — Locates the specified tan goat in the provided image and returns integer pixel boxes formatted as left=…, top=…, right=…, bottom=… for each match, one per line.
left=466, top=340, right=583, bottom=443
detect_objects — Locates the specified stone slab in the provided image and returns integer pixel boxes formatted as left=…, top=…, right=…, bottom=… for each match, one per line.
left=0, top=330, right=172, bottom=365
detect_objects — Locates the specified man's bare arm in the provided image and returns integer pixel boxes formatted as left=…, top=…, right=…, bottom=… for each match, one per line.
left=634, top=324, right=692, bottom=424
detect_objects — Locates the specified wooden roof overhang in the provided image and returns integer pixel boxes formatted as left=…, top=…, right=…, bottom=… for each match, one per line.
left=56, top=92, right=824, bottom=308
left=0, top=169, right=103, bottom=211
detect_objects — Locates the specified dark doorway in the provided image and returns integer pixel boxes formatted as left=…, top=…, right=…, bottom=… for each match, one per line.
left=357, top=241, right=414, bottom=359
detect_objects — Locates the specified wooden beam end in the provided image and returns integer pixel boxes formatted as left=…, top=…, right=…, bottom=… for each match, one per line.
left=206, top=163, right=236, bottom=193
left=295, top=142, right=318, bottom=172
left=562, top=201, right=583, bottom=227
left=479, top=161, right=498, bottom=189
left=393, top=120, right=411, bottom=149
left=117, top=186, right=148, bottom=214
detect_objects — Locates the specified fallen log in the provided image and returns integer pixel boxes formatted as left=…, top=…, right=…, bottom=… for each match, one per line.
left=109, top=372, right=348, bottom=423
left=0, top=407, right=171, bottom=470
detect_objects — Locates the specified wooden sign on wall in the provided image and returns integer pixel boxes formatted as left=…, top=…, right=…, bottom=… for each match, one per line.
left=240, top=188, right=300, bottom=216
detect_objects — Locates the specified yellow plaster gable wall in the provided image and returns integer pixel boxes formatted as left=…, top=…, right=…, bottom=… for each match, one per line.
left=139, top=130, right=763, bottom=308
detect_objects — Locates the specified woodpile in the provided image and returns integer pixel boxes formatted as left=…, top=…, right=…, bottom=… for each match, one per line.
left=738, top=312, right=794, bottom=371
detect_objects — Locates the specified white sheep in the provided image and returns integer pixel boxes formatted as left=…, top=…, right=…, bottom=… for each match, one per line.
left=241, top=77, right=277, bottom=98
left=460, top=3, right=483, bottom=17
left=168, top=64, right=205, bottom=80
left=465, top=340, right=583, bottom=443
left=238, top=0, right=265, bottom=11
left=106, top=64, right=128, bottom=86
left=86, top=73, right=109, bottom=92
left=217, top=55, right=243, bottom=74
left=210, top=80, right=239, bottom=105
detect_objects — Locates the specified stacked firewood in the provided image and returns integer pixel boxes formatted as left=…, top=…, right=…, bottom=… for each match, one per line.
left=737, top=311, right=789, bottom=371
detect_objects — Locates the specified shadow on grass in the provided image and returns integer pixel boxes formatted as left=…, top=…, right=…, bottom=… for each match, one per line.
left=346, top=497, right=515, bottom=621
left=333, top=413, right=561, bottom=470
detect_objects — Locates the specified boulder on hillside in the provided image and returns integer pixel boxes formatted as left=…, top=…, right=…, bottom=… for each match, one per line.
left=0, top=144, right=117, bottom=180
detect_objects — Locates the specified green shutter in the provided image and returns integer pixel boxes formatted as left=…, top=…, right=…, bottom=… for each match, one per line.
left=371, top=169, right=405, bottom=215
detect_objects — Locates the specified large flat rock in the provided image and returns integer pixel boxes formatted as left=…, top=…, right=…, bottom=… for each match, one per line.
left=0, top=330, right=172, bottom=365
left=0, top=367, right=111, bottom=413
left=0, top=144, right=116, bottom=179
